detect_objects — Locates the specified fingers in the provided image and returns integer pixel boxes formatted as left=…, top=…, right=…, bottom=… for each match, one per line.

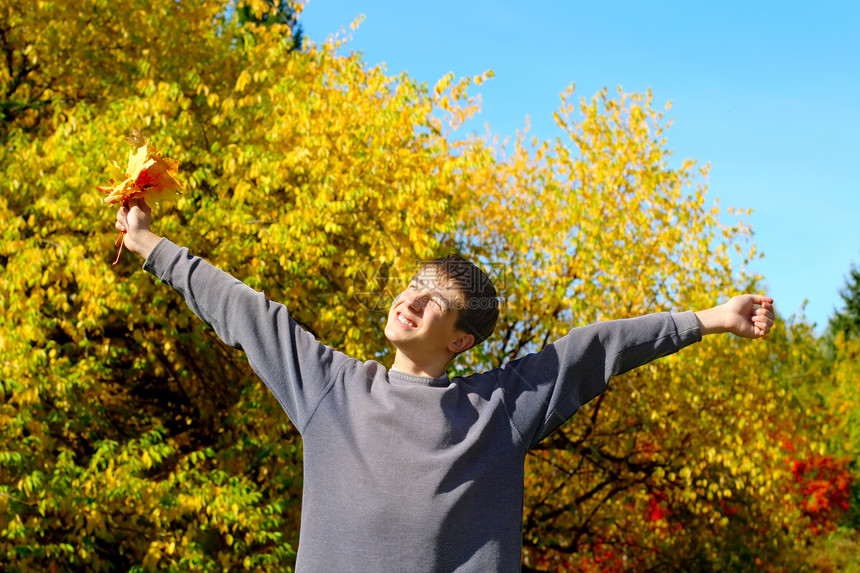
left=728, top=294, right=775, bottom=338
left=748, top=294, right=774, bottom=306
left=752, top=315, right=773, bottom=336
left=754, top=304, right=774, bottom=318
left=750, top=299, right=775, bottom=337
left=115, top=198, right=152, bottom=234
left=115, top=203, right=129, bottom=233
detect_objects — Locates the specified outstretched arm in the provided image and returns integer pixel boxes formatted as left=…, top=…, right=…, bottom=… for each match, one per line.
left=113, top=199, right=346, bottom=432
left=694, top=294, right=774, bottom=338
left=512, top=297, right=774, bottom=449
left=115, top=198, right=162, bottom=260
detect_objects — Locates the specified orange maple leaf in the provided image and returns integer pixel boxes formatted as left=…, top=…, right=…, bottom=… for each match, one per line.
left=97, top=129, right=183, bottom=205
left=97, top=129, right=184, bottom=264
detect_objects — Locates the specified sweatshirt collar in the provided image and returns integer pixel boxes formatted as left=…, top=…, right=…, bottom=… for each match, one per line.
left=389, top=367, right=451, bottom=387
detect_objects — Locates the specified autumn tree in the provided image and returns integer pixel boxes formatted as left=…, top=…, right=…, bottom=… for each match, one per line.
left=448, top=86, right=838, bottom=571
left=797, top=259, right=860, bottom=571
left=0, top=0, right=485, bottom=569
left=0, top=0, right=848, bottom=570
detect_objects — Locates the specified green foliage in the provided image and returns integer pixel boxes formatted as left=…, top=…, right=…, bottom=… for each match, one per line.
left=804, top=527, right=860, bottom=573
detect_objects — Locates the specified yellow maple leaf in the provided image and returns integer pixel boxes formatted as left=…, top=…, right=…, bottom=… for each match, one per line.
left=96, top=129, right=184, bottom=263
left=97, top=130, right=183, bottom=205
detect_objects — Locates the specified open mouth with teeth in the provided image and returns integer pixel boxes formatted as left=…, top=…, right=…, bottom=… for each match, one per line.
left=396, top=312, right=417, bottom=328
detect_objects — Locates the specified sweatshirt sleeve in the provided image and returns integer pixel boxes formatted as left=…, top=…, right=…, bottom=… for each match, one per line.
left=499, top=311, right=702, bottom=450
left=143, top=238, right=347, bottom=433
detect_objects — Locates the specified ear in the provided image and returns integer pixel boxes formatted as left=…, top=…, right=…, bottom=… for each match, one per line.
left=448, top=332, right=475, bottom=354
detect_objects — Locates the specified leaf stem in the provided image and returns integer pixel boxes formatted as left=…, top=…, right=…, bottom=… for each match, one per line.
left=113, top=232, right=125, bottom=265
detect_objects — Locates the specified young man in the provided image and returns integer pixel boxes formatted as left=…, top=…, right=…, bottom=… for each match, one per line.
left=116, top=199, right=774, bottom=572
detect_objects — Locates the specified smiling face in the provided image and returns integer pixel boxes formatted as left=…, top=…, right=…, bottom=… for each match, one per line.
left=384, top=269, right=475, bottom=376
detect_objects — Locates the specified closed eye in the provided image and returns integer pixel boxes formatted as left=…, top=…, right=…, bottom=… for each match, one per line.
left=408, top=279, right=451, bottom=312
left=430, top=295, right=450, bottom=312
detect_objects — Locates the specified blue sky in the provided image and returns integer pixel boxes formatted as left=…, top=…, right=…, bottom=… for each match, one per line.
left=299, top=1, right=860, bottom=331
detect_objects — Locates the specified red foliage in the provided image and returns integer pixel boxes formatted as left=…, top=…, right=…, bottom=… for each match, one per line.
left=570, top=538, right=629, bottom=573
left=789, top=454, right=853, bottom=534
left=719, top=498, right=740, bottom=516
left=646, top=490, right=670, bottom=525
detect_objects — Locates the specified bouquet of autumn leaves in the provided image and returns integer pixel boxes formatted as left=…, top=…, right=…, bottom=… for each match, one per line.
left=97, top=129, right=183, bottom=264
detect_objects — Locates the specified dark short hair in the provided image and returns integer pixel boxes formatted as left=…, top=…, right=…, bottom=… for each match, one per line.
left=417, top=254, right=499, bottom=348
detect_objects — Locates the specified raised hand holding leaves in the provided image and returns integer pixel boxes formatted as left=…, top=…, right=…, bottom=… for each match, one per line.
left=97, top=129, right=183, bottom=264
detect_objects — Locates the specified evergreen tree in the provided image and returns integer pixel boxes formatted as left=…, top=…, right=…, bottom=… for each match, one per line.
left=237, top=0, right=304, bottom=52
left=828, top=261, right=860, bottom=340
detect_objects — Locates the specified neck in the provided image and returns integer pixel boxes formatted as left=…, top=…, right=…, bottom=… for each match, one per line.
left=391, top=350, right=450, bottom=378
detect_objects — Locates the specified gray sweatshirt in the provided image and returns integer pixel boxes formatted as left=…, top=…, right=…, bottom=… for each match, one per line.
left=145, top=239, right=702, bottom=572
